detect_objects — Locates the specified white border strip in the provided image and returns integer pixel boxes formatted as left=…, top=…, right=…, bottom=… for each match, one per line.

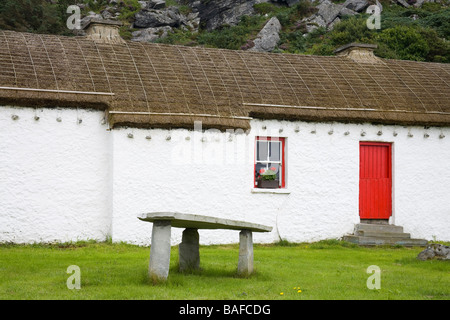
left=109, top=111, right=253, bottom=120
left=0, top=86, right=115, bottom=96
left=243, top=102, right=450, bottom=116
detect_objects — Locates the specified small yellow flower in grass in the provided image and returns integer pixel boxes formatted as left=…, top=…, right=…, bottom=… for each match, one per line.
left=280, top=292, right=284, bottom=296
left=298, top=290, right=302, bottom=293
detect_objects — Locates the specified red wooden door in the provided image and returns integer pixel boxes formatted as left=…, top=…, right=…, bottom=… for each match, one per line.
left=359, top=142, right=392, bottom=219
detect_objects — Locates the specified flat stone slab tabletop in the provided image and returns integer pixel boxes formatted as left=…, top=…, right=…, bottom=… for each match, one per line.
left=138, top=212, right=273, bottom=232
left=138, top=212, right=272, bottom=281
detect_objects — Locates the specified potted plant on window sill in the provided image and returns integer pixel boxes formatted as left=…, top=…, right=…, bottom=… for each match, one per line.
left=257, top=168, right=279, bottom=189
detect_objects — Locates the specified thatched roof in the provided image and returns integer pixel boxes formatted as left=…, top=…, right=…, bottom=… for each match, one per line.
left=0, top=30, right=449, bottom=130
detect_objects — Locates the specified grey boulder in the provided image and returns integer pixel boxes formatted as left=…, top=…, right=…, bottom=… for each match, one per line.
left=249, top=17, right=282, bottom=52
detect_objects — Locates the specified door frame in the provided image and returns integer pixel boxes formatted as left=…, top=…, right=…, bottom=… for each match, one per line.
left=359, top=141, right=393, bottom=221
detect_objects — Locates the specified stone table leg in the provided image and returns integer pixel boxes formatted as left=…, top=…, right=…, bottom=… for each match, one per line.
left=237, top=230, right=253, bottom=276
left=179, top=228, right=200, bottom=272
left=149, top=220, right=172, bottom=281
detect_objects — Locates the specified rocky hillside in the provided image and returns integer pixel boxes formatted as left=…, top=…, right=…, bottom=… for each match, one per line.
left=0, top=0, right=448, bottom=62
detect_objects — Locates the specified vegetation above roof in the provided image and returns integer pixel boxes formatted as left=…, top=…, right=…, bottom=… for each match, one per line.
left=0, top=0, right=448, bottom=63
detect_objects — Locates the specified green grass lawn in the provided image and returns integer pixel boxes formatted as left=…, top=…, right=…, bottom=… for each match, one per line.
left=0, top=240, right=449, bottom=300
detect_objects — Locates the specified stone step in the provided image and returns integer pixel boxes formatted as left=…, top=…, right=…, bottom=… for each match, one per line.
left=356, top=230, right=411, bottom=238
left=343, top=235, right=428, bottom=247
left=354, top=223, right=404, bottom=234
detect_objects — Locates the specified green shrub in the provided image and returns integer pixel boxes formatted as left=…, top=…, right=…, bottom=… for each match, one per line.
left=0, top=0, right=81, bottom=35
left=275, top=0, right=317, bottom=27
left=417, top=27, right=450, bottom=63
left=84, top=0, right=108, bottom=12
left=328, top=15, right=376, bottom=46
left=302, top=16, right=375, bottom=56
left=279, top=29, right=307, bottom=53
left=294, top=0, right=318, bottom=18
left=196, top=15, right=265, bottom=50
left=117, top=0, right=141, bottom=21
left=376, top=25, right=429, bottom=61
left=156, top=28, right=196, bottom=46
left=418, top=8, right=450, bottom=39
left=253, top=2, right=279, bottom=15
left=306, top=43, right=335, bottom=56
left=165, top=0, right=179, bottom=7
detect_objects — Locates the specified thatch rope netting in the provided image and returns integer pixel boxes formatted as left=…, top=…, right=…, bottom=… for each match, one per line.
left=0, top=30, right=449, bottom=130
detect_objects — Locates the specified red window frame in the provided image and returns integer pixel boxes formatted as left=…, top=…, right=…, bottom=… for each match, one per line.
left=254, top=136, right=286, bottom=188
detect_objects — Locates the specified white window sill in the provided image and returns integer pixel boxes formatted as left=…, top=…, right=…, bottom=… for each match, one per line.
left=251, top=188, right=291, bottom=194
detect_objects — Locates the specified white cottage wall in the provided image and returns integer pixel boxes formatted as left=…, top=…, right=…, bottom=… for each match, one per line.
left=112, top=120, right=450, bottom=246
left=111, top=125, right=271, bottom=246
left=393, top=126, right=450, bottom=241
left=0, top=106, right=111, bottom=243
left=1, top=106, right=448, bottom=245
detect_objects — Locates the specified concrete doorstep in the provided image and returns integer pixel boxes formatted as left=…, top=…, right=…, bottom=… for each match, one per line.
left=343, top=223, right=428, bottom=247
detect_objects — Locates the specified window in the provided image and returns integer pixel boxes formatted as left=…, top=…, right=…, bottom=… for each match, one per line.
left=254, top=137, right=286, bottom=188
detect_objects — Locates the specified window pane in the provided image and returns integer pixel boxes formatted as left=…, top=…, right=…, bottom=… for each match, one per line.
left=269, top=141, right=281, bottom=162
left=256, top=141, right=268, bottom=161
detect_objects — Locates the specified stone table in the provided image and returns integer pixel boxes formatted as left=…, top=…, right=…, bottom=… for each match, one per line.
left=138, top=212, right=273, bottom=281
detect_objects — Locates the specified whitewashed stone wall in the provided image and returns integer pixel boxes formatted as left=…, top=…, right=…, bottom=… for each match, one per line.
left=112, top=120, right=450, bottom=245
left=0, top=106, right=111, bottom=243
left=1, top=106, right=449, bottom=244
